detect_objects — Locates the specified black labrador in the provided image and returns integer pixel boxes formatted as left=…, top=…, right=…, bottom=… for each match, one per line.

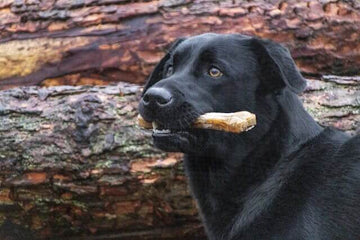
left=138, top=33, right=360, bottom=240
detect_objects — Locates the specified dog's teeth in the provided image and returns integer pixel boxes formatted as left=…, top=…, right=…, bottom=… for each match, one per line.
left=152, top=122, right=158, bottom=129
left=153, top=129, right=171, bottom=134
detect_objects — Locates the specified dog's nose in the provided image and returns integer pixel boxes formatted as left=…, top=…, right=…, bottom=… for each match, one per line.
left=142, top=87, right=173, bottom=107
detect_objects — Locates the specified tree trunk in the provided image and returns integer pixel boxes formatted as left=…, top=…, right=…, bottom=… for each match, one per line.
left=0, top=76, right=359, bottom=239
left=0, top=0, right=359, bottom=90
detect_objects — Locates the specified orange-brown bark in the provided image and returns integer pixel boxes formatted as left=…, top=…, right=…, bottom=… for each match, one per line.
left=0, top=0, right=359, bottom=90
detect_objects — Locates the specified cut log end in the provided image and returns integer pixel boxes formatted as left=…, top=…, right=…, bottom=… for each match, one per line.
left=138, top=111, right=257, bottom=133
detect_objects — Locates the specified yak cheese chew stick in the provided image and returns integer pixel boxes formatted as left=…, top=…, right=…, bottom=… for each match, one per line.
left=138, top=111, right=256, bottom=134
left=192, top=111, right=256, bottom=133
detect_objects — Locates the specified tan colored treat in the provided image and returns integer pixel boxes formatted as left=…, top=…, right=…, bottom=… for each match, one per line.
left=137, top=111, right=256, bottom=133
left=192, top=111, right=256, bottom=133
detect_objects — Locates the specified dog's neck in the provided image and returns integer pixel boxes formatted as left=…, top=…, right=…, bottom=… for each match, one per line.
left=275, top=89, right=323, bottom=154
left=184, top=89, right=323, bottom=238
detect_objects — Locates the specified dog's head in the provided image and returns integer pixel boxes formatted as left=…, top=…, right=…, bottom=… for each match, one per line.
left=138, top=33, right=306, bottom=154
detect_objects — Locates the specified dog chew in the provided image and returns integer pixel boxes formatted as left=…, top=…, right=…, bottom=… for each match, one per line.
left=138, top=111, right=256, bottom=133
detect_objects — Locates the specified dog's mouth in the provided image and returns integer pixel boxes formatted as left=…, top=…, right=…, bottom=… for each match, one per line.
left=151, top=121, right=193, bottom=136
left=149, top=118, right=199, bottom=153
left=140, top=111, right=257, bottom=136
left=140, top=111, right=257, bottom=153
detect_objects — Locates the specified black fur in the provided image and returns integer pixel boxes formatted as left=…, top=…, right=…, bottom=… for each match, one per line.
left=138, top=33, right=360, bottom=240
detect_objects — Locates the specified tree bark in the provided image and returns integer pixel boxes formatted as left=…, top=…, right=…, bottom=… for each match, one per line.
left=0, top=76, right=359, bottom=239
left=0, top=0, right=359, bottom=90
left=0, top=82, right=204, bottom=239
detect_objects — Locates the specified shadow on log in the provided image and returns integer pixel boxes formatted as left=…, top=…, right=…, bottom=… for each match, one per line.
left=0, top=76, right=359, bottom=239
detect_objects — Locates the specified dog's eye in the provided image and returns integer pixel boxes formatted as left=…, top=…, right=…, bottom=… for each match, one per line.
left=208, top=67, right=223, bottom=78
left=165, top=66, right=174, bottom=77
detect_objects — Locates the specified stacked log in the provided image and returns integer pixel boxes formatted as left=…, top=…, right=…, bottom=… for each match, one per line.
left=0, top=0, right=359, bottom=89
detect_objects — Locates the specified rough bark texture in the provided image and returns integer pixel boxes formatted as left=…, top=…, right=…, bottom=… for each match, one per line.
left=0, top=76, right=359, bottom=239
left=0, top=82, right=204, bottom=239
left=302, top=75, right=360, bottom=136
left=0, top=0, right=359, bottom=90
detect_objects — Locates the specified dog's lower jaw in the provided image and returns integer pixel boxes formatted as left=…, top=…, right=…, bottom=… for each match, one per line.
left=152, top=128, right=220, bottom=154
left=152, top=130, right=198, bottom=153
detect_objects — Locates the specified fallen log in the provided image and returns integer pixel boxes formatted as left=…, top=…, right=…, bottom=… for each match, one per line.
left=0, top=0, right=359, bottom=89
left=0, top=76, right=359, bottom=239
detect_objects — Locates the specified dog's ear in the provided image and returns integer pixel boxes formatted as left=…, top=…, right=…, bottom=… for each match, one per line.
left=250, top=38, right=306, bottom=94
left=142, top=38, right=186, bottom=95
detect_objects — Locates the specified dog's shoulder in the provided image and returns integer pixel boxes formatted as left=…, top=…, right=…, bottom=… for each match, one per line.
left=318, top=128, right=359, bottom=163
left=298, top=127, right=348, bottom=159
left=339, top=134, right=360, bottom=154
left=294, top=127, right=353, bottom=178
left=335, top=134, right=360, bottom=165
left=310, top=128, right=360, bottom=183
